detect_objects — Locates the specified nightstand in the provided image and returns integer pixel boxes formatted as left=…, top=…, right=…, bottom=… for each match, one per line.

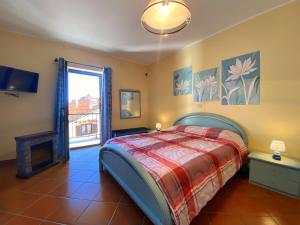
left=112, top=127, right=151, bottom=137
left=249, top=152, right=300, bottom=199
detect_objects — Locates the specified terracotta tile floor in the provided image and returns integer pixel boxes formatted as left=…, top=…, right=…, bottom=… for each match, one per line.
left=0, top=147, right=299, bottom=225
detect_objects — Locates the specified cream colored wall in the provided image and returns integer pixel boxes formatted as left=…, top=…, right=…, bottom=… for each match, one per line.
left=0, top=31, right=149, bottom=160
left=148, top=1, right=300, bottom=159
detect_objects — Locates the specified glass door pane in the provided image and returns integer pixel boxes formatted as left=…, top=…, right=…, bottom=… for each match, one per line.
left=68, top=69, right=101, bottom=148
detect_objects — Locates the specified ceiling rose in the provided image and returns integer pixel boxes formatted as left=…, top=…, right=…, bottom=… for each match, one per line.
left=141, top=0, right=192, bottom=35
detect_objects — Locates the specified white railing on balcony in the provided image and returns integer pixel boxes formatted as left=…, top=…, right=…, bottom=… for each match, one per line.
left=68, top=113, right=101, bottom=148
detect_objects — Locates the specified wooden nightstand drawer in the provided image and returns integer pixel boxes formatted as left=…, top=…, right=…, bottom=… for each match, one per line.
left=250, top=160, right=300, bottom=182
left=250, top=166, right=300, bottom=196
left=249, top=152, right=300, bottom=198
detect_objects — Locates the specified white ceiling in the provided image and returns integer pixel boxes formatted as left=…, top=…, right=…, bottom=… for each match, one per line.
left=0, top=0, right=293, bottom=65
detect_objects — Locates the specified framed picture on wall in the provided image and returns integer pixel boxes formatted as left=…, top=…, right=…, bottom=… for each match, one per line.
left=119, top=89, right=141, bottom=119
left=173, top=66, right=192, bottom=96
left=193, top=67, right=219, bottom=103
left=221, top=51, right=260, bottom=105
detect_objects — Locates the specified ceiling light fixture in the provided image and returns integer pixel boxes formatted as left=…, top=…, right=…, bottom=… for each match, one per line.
left=141, top=0, right=191, bottom=35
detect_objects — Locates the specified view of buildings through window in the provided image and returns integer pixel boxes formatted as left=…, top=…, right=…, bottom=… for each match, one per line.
left=68, top=68, right=101, bottom=148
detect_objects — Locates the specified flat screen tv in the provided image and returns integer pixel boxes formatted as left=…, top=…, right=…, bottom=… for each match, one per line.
left=0, top=65, right=39, bottom=93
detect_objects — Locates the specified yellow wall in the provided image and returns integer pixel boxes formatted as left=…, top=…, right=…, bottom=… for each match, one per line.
left=148, top=1, right=300, bottom=159
left=0, top=31, right=149, bottom=160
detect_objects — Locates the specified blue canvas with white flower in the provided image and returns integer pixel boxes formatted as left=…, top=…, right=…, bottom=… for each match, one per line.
left=194, top=68, right=219, bottom=103
left=222, top=51, right=260, bottom=105
left=173, top=66, right=192, bottom=96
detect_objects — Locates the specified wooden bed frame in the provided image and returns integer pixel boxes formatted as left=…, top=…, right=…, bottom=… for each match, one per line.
left=99, top=112, right=248, bottom=225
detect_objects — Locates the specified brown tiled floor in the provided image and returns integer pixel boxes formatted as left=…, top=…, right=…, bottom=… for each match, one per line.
left=0, top=147, right=299, bottom=225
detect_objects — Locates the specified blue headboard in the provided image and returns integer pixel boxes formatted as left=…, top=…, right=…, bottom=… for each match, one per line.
left=174, top=112, right=248, bottom=145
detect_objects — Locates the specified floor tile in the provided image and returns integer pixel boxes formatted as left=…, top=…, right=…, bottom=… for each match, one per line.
left=50, top=181, right=83, bottom=197
left=110, top=204, right=144, bottom=225
left=208, top=213, right=246, bottom=225
left=87, top=173, right=101, bottom=184
left=5, top=216, right=42, bottom=225
left=93, top=183, right=123, bottom=203
left=273, top=214, right=300, bottom=225
left=0, top=211, right=14, bottom=224
left=46, top=198, right=90, bottom=224
left=68, top=162, right=98, bottom=172
left=190, top=210, right=210, bottom=225
left=237, top=196, right=270, bottom=216
left=68, top=171, right=95, bottom=182
left=45, top=167, right=86, bottom=182
left=142, top=216, right=155, bottom=225
left=16, top=176, right=45, bottom=191
left=75, top=202, right=117, bottom=225
left=0, top=191, right=40, bottom=214
left=71, top=183, right=100, bottom=200
left=205, top=193, right=241, bottom=214
left=42, top=171, right=69, bottom=183
left=247, top=184, right=278, bottom=199
left=259, top=196, right=299, bottom=216
left=40, top=222, right=64, bottom=225
left=119, top=192, right=135, bottom=205
left=22, top=196, right=64, bottom=219
left=242, top=216, right=279, bottom=225
left=88, top=172, right=116, bottom=185
left=23, top=179, right=63, bottom=194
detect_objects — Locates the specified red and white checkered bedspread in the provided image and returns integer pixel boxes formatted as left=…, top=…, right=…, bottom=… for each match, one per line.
left=106, top=126, right=248, bottom=225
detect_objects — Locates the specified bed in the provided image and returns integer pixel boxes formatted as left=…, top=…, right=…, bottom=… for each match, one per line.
left=99, top=112, right=248, bottom=225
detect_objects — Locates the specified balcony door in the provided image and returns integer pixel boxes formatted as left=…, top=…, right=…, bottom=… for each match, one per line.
left=68, top=66, right=102, bottom=149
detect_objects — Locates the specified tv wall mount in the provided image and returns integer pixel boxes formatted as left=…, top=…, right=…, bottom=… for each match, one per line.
left=4, top=91, right=19, bottom=98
